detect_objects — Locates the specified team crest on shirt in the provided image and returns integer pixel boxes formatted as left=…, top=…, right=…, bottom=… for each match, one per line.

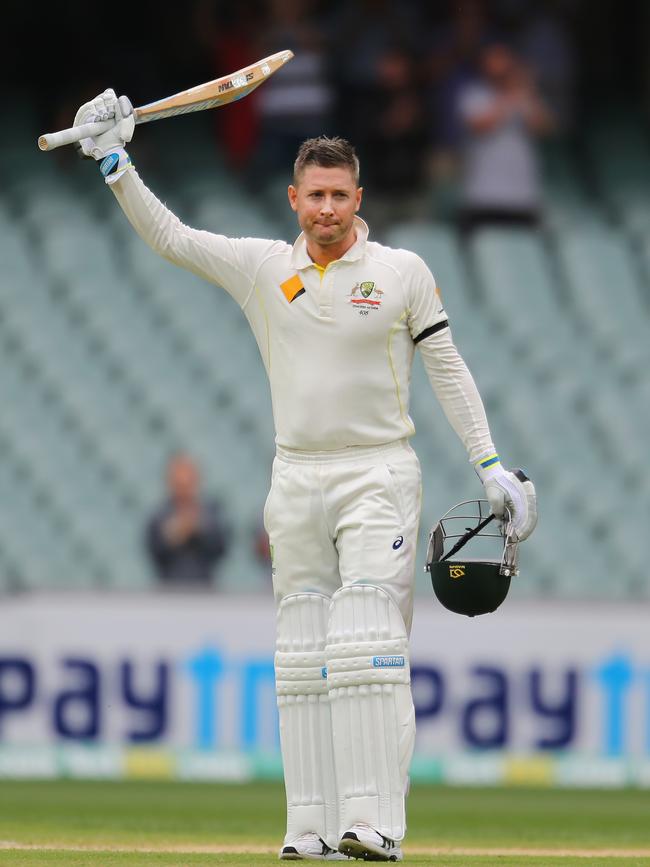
left=348, top=281, right=384, bottom=314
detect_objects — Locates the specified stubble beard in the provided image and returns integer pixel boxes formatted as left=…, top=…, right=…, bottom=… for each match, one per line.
left=308, top=218, right=351, bottom=248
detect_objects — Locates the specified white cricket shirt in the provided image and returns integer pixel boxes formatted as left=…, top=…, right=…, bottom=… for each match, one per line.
left=111, top=169, right=495, bottom=460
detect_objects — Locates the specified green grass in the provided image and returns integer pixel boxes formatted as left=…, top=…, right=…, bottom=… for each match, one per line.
left=2, top=858, right=650, bottom=867
left=0, top=780, right=649, bottom=865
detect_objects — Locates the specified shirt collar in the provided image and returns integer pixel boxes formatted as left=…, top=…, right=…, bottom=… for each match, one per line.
left=290, top=216, right=369, bottom=270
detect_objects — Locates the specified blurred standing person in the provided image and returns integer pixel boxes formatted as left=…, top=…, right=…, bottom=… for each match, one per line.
left=420, top=0, right=497, bottom=219
left=359, top=46, right=430, bottom=232
left=424, top=0, right=494, bottom=153
left=146, top=453, right=229, bottom=588
left=517, top=3, right=576, bottom=133
left=191, top=0, right=266, bottom=172
left=457, top=43, right=555, bottom=233
left=252, top=0, right=334, bottom=180
left=325, top=0, right=419, bottom=145
left=253, top=521, right=273, bottom=572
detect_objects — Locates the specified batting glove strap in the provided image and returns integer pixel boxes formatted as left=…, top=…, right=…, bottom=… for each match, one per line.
left=99, top=148, right=133, bottom=185
left=475, top=458, right=538, bottom=542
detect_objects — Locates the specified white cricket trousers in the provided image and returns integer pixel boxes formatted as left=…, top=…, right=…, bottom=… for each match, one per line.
left=268, top=439, right=421, bottom=847
left=265, top=438, right=422, bottom=629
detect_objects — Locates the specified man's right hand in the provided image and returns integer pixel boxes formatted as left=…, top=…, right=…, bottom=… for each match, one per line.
left=74, top=88, right=134, bottom=160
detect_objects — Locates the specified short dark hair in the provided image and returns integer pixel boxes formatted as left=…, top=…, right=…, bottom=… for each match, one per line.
left=293, top=136, right=360, bottom=185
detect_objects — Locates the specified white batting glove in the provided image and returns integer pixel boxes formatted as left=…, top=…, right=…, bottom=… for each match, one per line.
left=476, top=456, right=538, bottom=541
left=74, top=88, right=135, bottom=182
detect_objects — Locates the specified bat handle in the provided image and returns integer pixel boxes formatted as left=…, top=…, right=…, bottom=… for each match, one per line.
left=37, top=118, right=116, bottom=152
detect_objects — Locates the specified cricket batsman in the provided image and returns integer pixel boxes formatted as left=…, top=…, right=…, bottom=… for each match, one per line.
left=72, top=89, right=537, bottom=861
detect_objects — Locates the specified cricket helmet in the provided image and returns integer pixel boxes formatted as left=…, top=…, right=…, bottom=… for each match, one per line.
left=425, top=499, right=519, bottom=617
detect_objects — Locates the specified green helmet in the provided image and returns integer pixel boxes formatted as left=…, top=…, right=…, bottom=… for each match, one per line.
left=425, top=500, right=519, bottom=617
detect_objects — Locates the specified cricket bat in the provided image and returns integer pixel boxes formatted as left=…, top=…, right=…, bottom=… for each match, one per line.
left=38, top=50, right=293, bottom=152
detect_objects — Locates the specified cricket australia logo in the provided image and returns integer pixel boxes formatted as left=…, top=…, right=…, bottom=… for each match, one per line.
left=348, top=281, right=384, bottom=315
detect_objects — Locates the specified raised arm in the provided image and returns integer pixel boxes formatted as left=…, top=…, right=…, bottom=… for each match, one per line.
left=73, top=88, right=279, bottom=307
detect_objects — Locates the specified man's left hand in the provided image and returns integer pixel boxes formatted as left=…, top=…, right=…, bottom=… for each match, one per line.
left=477, top=460, right=537, bottom=540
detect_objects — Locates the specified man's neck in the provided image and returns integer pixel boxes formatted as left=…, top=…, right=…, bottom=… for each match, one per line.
left=306, top=228, right=358, bottom=268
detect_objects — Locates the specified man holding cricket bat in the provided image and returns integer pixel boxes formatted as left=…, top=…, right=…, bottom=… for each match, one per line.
left=71, top=88, right=536, bottom=861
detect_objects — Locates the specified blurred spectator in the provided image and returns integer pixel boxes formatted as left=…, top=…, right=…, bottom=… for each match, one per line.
left=253, top=523, right=273, bottom=572
left=517, top=3, right=576, bottom=133
left=326, top=0, right=419, bottom=143
left=146, top=453, right=229, bottom=588
left=359, top=46, right=430, bottom=230
left=456, top=42, right=555, bottom=233
left=192, top=1, right=265, bottom=171
left=252, top=0, right=334, bottom=181
left=425, top=0, right=495, bottom=152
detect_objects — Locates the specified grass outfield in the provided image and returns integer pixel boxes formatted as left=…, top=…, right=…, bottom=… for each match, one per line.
left=1, top=780, right=649, bottom=865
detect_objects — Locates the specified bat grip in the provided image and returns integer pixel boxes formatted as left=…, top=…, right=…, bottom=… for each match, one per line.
left=37, top=118, right=116, bottom=152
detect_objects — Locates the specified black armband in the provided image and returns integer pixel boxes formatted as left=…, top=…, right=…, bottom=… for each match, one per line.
left=413, top=319, right=449, bottom=344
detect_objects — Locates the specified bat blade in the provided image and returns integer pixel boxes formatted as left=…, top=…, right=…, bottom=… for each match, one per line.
left=134, top=50, right=293, bottom=124
left=37, top=50, right=293, bottom=152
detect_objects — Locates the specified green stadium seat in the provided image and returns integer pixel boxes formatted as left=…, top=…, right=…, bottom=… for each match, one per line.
left=555, top=227, right=649, bottom=376
left=383, top=222, right=479, bottom=328
left=193, top=197, right=283, bottom=241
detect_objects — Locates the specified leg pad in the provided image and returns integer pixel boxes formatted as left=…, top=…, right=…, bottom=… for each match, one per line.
left=276, top=593, right=338, bottom=848
left=326, top=585, right=415, bottom=843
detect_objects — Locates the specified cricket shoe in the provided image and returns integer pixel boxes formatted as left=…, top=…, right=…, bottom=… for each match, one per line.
left=280, top=832, right=351, bottom=860
left=337, top=824, right=403, bottom=861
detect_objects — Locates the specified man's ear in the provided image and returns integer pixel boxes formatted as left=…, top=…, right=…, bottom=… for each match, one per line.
left=355, top=187, right=363, bottom=213
left=288, top=185, right=298, bottom=212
